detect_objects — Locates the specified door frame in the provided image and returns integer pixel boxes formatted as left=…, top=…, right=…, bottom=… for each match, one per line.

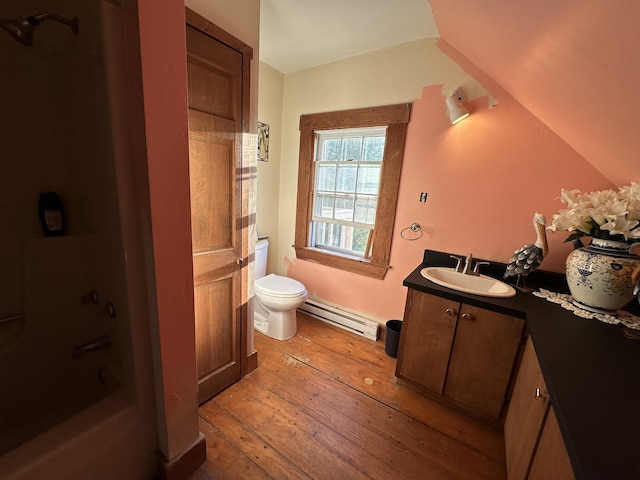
left=186, top=7, right=257, bottom=378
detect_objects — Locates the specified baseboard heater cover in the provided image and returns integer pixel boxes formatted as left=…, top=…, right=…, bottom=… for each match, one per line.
left=298, top=299, right=379, bottom=341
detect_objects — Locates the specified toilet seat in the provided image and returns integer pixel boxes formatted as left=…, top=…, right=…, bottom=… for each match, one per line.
left=255, top=274, right=306, bottom=298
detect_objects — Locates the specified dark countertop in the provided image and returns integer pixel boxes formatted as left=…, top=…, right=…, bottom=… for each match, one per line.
left=403, top=250, right=640, bottom=480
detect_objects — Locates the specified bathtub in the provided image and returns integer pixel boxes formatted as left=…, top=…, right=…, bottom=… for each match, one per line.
left=0, top=237, right=119, bottom=453
left=0, top=329, right=118, bottom=457
left=0, top=237, right=155, bottom=479
left=0, top=391, right=151, bottom=480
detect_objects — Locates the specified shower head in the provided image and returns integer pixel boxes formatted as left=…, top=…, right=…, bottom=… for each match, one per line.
left=0, top=12, right=79, bottom=47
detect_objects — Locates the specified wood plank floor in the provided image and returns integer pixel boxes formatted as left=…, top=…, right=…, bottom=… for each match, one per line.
left=190, top=313, right=507, bottom=480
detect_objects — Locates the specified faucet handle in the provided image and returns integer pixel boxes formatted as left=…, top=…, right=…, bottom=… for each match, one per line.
left=450, top=255, right=464, bottom=272
left=473, top=261, right=490, bottom=275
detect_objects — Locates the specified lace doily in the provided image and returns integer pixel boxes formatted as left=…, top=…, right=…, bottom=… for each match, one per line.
left=533, top=289, right=640, bottom=331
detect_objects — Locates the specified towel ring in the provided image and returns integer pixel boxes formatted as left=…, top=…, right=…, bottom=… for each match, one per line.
left=400, top=223, right=423, bottom=241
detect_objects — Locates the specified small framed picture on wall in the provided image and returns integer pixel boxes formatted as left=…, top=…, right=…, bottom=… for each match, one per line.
left=258, top=121, right=269, bottom=162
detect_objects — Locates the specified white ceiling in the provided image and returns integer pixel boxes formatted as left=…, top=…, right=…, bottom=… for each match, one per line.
left=259, top=0, right=439, bottom=74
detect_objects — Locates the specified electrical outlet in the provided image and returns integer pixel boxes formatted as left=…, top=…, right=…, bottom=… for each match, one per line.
left=419, top=192, right=428, bottom=202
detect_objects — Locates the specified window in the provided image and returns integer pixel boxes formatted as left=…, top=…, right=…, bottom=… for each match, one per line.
left=312, top=127, right=385, bottom=256
left=294, top=104, right=411, bottom=279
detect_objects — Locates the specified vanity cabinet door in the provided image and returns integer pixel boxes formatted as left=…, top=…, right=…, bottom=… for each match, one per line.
left=505, top=337, right=575, bottom=480
left=395, top=289, right=458, bottom=393
left=444, top=304, right=525, bottom=419
left=528, top=408, right=575, bottom=480
left=505, top=337, right=549, bottom=479
left=396, top=289, right=524, bottom=421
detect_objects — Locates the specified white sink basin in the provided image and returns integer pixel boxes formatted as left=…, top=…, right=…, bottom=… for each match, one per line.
left=420, top=267, right=516, bottom=298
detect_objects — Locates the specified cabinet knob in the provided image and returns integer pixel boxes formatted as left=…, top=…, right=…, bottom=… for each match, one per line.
left=445, top=308, right=456, bottom=317
left=461, top=312, right=473, bottom=321
left=535, top=388, right=548, bottom=400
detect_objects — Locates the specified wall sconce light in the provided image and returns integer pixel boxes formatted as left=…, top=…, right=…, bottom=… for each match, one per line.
left=446, top=88, right=470, bottom=125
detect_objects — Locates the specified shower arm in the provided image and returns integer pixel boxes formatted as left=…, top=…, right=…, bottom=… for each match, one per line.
left=27, top=13, right=79, bottom=35
left=0, top=11, right=79, bottom=47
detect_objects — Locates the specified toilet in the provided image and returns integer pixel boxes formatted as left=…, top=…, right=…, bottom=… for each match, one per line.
left=254, top=239, right=307, bottom=340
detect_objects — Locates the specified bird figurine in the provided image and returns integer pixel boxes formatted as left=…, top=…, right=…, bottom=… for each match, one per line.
left=504, top=212, right=549, bottom=290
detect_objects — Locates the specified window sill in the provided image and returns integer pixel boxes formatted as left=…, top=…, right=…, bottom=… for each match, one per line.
left=294, top=246, right=389, bottom=280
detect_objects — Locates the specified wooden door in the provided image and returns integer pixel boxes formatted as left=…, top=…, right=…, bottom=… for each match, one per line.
left=504, top=337, right=550, bottom=479
left=186, top=22, right=243, bottom=404
left=395, top=289, right=458, bottom=393
left=443, top=304, right=524, bottom=419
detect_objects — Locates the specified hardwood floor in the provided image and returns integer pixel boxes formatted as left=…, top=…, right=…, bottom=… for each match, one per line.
left=190, top=313, right=507, bottom=479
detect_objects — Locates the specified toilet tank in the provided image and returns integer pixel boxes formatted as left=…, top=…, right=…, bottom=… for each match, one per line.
left=255, top=239, right=268, bottom=279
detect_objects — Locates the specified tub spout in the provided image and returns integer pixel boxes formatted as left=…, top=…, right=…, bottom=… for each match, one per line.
left=72, top=334, right=110, bottom=358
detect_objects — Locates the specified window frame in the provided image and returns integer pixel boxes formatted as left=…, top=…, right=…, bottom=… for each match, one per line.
left=294, top=103, right=411, bottom=280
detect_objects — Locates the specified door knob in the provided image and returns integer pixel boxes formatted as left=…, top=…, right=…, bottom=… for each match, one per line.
left=535, top=388, right=548, bottom=400
left=237, top=258, right=244, bottom=265
left=461, top=313, right=473, bottom=321
left=445, top=308, right=456, bottom=317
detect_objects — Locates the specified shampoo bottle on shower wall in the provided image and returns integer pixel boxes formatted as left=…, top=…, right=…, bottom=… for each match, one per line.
left=39, top=192, right=64, bottom=236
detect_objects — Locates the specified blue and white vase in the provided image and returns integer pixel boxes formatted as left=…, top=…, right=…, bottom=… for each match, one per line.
left=566, top=238, right=640, bottom=314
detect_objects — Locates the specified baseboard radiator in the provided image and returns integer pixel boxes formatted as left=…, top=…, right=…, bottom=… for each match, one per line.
left=298, top=299, right=379, bottom=341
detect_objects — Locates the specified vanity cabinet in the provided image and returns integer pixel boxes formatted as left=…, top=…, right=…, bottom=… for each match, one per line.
left=395, top=289, right=525, bottom=421
left=504, top=337, right=575, bottom=480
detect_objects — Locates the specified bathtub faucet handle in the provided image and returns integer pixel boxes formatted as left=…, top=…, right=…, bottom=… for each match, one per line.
left=96, top=301, right=116, bottom=319
left=82, top=289, right=99, bottom=304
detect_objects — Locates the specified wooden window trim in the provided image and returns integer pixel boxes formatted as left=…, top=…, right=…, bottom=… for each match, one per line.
left=294, top=103, right=411, bottom=280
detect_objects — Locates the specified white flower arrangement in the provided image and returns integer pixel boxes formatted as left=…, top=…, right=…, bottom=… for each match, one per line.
left=547, top=182, right=640, bottom=242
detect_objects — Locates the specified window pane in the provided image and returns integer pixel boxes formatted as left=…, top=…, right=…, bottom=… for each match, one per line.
left=334, top=195, right=354, bottom=222
left=321, top=138, right=341, bottom=161
left=313, top=221, right=371, bottom=256
left=315, top=164, right=336, bottom=191
left=313, top=221, right=330, bottom=247
left=313, top=221, right=341, bottom=248
left=314, top=193, right=334, bottom=219
left=352, top=227, right=371, bottom=254
left=356, top=165, right=380, bottom=194
left=363, top=136, right=385, bottom=161
left=354, top=196, right=377, bottom=224
left=343, top=137, right=362, bottom=161
left=336, top=164, right=357, bottom=192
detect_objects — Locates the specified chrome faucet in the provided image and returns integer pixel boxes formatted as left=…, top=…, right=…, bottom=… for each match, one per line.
left=72, top=334, right=110, bottom=358
left=451, top=253, right=490, bottom=276
left=461, top=253, right=490, bottom=276
left=462, top=253, right=474, bottom=275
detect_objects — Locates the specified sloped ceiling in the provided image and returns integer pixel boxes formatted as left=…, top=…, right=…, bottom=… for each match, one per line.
left=429, top=0, right=640, bottom=186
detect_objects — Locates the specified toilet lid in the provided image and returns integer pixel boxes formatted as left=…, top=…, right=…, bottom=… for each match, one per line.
left=255, top=274, right=306, bottom=297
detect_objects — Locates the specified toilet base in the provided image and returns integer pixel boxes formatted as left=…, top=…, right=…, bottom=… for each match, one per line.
left=254, top=312, right=269, bottom=335
left=254, top=304, right=297, bottom=341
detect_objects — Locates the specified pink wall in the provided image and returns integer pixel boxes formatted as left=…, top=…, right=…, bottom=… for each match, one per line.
left=429, top=0, right=640, bottom=187
left=136, top=0, right=200, bottom=462
left=288, top=41, right=613, bottom=323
